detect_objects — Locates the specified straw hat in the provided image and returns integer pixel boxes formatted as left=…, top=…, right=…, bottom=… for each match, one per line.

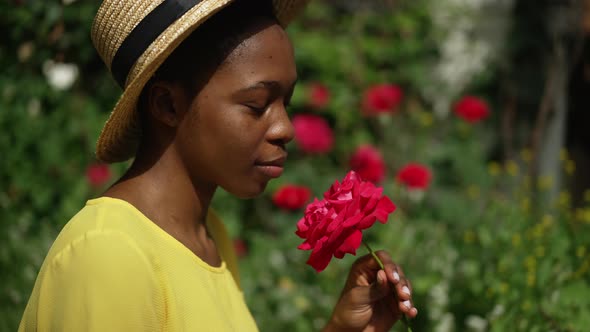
left=91, top=0, right=310, bottom=163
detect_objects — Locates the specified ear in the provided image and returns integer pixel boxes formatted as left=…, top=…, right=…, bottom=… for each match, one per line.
left=146, top=81, right=188, bottom=127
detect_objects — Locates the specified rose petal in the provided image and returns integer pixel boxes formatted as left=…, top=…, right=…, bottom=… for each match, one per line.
left=334, top=229, right=363, bottom=258
left=306, top=237, right=334, bottom=272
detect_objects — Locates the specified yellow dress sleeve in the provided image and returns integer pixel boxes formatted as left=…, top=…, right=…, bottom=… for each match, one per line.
left=19, top=230, right=165, bottom=332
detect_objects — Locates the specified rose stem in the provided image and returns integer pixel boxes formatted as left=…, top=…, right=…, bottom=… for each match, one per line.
left=363, top=241, right=412, bottom=332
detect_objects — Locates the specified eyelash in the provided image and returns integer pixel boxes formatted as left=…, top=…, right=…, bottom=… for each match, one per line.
left=244, top=100, right=291, bottom=115
left=246, top=105, right=266, bottom=114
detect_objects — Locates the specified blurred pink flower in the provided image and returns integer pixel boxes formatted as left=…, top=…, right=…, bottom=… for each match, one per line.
left=86, top=163, right=111, bottom=187
left=362, top=84, right=404, bottom=115
left=292, top=114, right=334, bottom=153
left=396, top=163, right=432, bottom=190
left=454, top=96, right=490, bottom=123
left=308, top=83, right=330, bottom=109
left=233, top=238, right=248, bottom=258
left=272, top=184, right=312, bottom=210
left=349, top=145, right=386, bottom=183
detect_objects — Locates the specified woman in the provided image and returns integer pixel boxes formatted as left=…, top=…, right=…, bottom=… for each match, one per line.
left=19, top=0, right=418, bottom=331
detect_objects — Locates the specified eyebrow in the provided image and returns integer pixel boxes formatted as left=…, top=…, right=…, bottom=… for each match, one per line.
left=237, top=79, right=298, bottom=94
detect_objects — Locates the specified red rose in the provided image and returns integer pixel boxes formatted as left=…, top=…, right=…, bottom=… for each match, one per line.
left=292, top=114, right=334, bottom=153
left=272, top=185, right=312, bottom=210
left=362, top=84, right=404, bottom=115
left=454, top=96, right=490, bottom=123
left=86, top=163, right=111, bottom=187
left=296, top=171, right=396, bottom=272
left=349, top=145, right=386, bottom=183
left=308, top=83, right=330, bottom=109
left=396, top=163, right=432, bottom=190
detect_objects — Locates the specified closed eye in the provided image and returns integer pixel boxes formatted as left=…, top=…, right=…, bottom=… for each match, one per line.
left=244, top=104, right=267, bottom=115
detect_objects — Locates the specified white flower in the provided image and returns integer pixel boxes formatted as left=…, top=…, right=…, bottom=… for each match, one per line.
left=488, top=304, right=505, bottom=320
left=269, top=249, right=286, bottom=268
left=407, top=189, right=425, bottom=203
left=62, top=0, right=77, bottom=5
left=27, top=98, right=41, bottom=117
left=423, top=0, right=514, bottom=117
left=17, top=41, right=34, bottom=62
left=43, top=60, right=79, bottom=91
left=465, top=315, right=488, bottom=332
left=434, top=313, right=455, bottom=332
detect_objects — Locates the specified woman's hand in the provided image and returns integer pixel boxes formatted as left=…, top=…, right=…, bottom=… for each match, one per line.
left=322, top=250, right=418, bottom=332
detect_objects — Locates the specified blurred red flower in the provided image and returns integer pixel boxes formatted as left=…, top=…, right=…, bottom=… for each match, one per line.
left=233, top=238, right=248, bottom=258
left=349, top=145, right=386, bottom=183
left=454, top=96, right=490, bottom=123
left=86, top=163, right=111, bottom=187
left=308, top=83, right=330, bottom=109
left=362, top=84, right=404, bottom=115
left=296, top=171, right=396, bottom=272
left=396, top=163, right=432, bottom=190
left=292, top=114, right=334, bottom=153
left=272, top=184, right=312, bottom=210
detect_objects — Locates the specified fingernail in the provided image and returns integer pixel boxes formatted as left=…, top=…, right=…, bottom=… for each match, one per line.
left=403, top=300, right=411, bottom=309
left=393, top=271, right=400, bottom=282
left=402, top=286, right=411, bottom=295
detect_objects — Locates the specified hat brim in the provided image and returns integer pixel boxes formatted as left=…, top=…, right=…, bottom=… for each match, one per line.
left=96, top=0, right=309, bottom=163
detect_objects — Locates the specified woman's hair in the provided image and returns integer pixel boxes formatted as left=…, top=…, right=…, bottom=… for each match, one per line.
left=137, top=0, right=276, bottom=109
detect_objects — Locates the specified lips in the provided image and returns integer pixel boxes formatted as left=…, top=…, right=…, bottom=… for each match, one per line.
left=255, top=155, right=287, bottom=178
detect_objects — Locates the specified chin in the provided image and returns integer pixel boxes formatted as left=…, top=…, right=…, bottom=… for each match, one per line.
left=225, top=181, right=269, bottom=199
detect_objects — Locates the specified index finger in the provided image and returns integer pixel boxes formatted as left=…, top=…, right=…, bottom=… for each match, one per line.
left=373, top=250, right=400, bottom=283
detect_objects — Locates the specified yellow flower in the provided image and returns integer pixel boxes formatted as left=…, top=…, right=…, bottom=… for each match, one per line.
left=535, top=246, right=545, bottom=258
left=419, top=111, right=433, bottom=127
left=565, top=160, right=576, bottom=175
left=538, top=175, right=554, bottom=191
left=521, top=300, right=532, bottom=311
left=577, top=246, right=586, bottom=258
left=467, top=185, right=480, bottom=199
left=575, top=208, right=590, bottom=224
left=556, top=192, right=570, bottom=209
left=278, top=277, right=295, bottom=292
left=505, top=160, right=518, bottom=177
left=488, top=162, right=501, bottom=176
left=464, top=230, right=476, bottom=244
left=499, top=282, right=509, bottom=294
left=525, top=255, right=537, bottom=270
left=560, top=149, right=569, bottom=161
left=294, top=295, right=310, bottom=310
left=512, top=233, right=521, bottom=247
left=573, top=260, right=590, bottom=279
left=542, top=214, right=554, bottom=227
left=520, top=149, right=533, bottom=163
left=527, top=273, right=536, bottom=287
left=521, top=198, right=530, bottom=213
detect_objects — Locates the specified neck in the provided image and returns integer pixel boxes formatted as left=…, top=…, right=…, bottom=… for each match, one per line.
left=104, top=146, right=217, bottom=245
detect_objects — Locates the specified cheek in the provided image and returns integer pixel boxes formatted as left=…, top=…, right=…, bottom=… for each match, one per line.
left=202, top=111, right=266, bottom=163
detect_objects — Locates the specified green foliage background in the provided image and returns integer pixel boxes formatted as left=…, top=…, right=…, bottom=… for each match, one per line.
left=1, top=1, right=589, bottom=331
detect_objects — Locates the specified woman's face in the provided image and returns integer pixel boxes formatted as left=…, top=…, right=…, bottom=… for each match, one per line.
left=175, top=21, right=297, bottom=198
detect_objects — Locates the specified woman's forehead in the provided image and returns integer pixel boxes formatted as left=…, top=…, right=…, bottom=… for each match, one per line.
left=216, top=24, right=296, bottom=83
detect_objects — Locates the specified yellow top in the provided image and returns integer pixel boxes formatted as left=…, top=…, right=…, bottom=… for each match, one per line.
left=19, top=197, right=258, bottom=332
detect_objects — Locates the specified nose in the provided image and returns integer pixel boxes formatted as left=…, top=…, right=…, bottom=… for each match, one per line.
left=267, top=103, right=295, bottom=147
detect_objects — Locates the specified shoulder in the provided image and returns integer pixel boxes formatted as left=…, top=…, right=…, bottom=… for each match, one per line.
left=46, top=197, right=161, bottom=270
